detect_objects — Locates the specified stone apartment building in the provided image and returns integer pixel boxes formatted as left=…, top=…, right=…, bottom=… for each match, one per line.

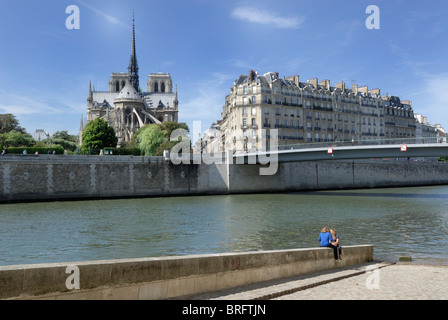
left=220, top=70, right=418, bottom=153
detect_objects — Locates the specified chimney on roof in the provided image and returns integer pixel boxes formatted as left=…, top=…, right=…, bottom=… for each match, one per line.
left=293, top=75, right=299, bottom=86
left=369, top=88, right=381, bottom=96
left=250, top=69, right=256, bottom=82
left=285, top=75, right=300, bottom=86
left=319, top=79, right=330, bottom=91
left=336, top=81, right=346, bottom=92
left=359, top=85, right=368, bottom=95
left=309, top=78, right=318, bottom=88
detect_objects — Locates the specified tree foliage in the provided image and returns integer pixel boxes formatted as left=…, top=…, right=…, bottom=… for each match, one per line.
left=135, top=124, right=166, bottom=156
left=52, top=130, right=77, bottom=142
left=159, top=122, right=189, bottom=138
left=0, top=114, right=26, bottom=134
left=81, top=118, right=117, bottom=154
left=0, top=130, right=34, bottom=149
left=135, top=122, right=190, bottom=156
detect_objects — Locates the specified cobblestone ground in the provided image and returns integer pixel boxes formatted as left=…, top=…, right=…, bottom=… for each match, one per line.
left=273, top=264, right=448, bottom=300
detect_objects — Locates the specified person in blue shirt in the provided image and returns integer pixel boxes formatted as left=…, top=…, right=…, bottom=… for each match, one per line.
left=318, top=226, right=339, bottom=260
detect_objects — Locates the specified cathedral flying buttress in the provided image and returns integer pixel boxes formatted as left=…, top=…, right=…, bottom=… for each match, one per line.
left=83, top=16, right=179, bottom=147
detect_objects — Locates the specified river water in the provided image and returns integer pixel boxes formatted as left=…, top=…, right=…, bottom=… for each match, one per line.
left=1, top=185, right=447, bottom=266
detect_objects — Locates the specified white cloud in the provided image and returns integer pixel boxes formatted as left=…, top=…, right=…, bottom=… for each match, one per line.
left=180, top=73, right=234, bottom=139
left=231, top=6, right=304, bottom=29
left=0, top=94, right=60, bottom=116
left=422, top=73, right=448, bottom=113
left=76, top=0, right=128, bottom=28
left=407, top=73, right=448, bottom=128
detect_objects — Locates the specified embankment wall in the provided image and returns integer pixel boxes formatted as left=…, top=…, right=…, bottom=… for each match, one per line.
left=0, top=245, right=373, bottom=300
left=1, top=155, right=448, bottom=202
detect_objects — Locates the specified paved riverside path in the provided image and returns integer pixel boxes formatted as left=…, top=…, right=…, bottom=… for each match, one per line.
left=173, top=262, right=448, bottom=300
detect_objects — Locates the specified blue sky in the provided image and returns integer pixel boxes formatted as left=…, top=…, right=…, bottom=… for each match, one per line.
left=1, top=0, right=447, bottom=140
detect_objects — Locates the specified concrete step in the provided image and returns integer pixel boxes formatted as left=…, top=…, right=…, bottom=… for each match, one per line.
left=175, top=261, right=391, bottom=300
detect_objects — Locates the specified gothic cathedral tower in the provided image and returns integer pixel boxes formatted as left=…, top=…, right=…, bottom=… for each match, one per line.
left=84, top=15, right=179, bottom=147
left=128, top=14, right=139, bottom=92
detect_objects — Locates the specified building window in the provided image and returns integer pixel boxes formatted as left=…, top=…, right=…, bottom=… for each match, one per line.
left=243, top=86, right=247, bottom=94
left=242, top=107, right=247, bottom=116
left=154, top=83, right=159, bottom=92
left=252, top=86, right=257, bottom=94
left=307, top=132, right=312, bottom=142
left=243, top=97, right=248, bottom=105
left=161, top=82, right=165, bottom=93
left=251, top=107, right=256, bottom=116
left=251, top=96, right=256, bottom=104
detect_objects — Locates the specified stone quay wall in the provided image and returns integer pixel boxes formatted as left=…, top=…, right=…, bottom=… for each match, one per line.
left=0, top=245, right=373, bottom=300
left=1, top=155, right=448, bottom=203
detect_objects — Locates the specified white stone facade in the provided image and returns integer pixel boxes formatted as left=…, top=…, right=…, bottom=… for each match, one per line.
left=220, top=70, right=426, bottom=153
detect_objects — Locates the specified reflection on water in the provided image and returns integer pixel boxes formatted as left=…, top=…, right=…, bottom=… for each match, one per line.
left=0, top=186, right=447, bottom=266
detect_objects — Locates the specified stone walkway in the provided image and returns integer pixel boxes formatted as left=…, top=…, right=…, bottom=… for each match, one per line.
left=176, top=262, right=448, bottom=300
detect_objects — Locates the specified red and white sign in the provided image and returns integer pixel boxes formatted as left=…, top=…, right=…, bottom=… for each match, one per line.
left=327, top=148, right=333, bottom=154
left=400, top=145, right=407, bottom=152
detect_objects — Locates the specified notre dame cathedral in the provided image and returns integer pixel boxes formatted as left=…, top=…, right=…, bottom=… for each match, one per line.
left=82, top=17, right=179, bottom=146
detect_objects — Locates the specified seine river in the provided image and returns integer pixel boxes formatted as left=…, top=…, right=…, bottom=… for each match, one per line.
left=1, top=185, right=447, bottom=266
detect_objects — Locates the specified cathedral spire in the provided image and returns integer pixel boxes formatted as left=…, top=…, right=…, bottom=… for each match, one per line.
left=128, top=13, right=139, bottom=92
left=87, top=81, right=93, bottom=102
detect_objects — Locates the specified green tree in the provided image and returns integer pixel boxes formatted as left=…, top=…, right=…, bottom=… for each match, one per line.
left=52, top=130, right=77, bottom=142
left=0, top=130, right=34, bottom=148
left=155, top=140, right=178, bottom=156
left=81, top=118, right=117, bottom=154
left=135, top=124, right=166, bottom=156
left=0, top=114, right=26, bottom=134
left=159, top=121, right=189, bottom=139
left=51, top=138, right=77, bottom=152
left=135, top=122, right=191, bottom=156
